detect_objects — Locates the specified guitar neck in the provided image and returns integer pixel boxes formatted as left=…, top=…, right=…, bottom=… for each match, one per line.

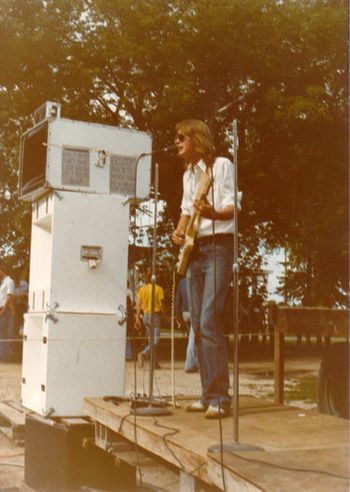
left=195, top=172, right=212, bottom=201
left=186, top=209, right=200, bottom=232
left=176, top=171, right=212, bottom=276
left=185, top=171, right=212, bottom=235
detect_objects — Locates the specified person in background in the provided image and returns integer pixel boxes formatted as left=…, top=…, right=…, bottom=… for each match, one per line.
left=13, top=273, right=28, bottom=331
left=125, top=283, right=135, bottom=361
left=175, top=277, right=198, bottom=373
left=12, top=271, right=28, bottom=361
left=135, top=270, right=167, bottom=369
left=0, top=262, right=15, bottom=361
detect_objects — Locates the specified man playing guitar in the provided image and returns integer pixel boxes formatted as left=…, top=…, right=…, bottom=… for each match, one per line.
left=172, top=119, right=237, bottom=418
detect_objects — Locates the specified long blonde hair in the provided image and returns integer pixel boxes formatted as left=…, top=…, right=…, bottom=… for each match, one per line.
left=176, top=119, right=216, bottom=168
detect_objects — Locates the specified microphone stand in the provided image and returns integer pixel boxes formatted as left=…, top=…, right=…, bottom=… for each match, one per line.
left=208, top=114, right=263, bottom=452
left=132, top=162, right=171, bottom=416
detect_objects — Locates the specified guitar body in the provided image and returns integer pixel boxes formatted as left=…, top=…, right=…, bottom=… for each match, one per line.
left=176, top=216, right=198, bottom=276
left=176, top=170, right=212, bottom=276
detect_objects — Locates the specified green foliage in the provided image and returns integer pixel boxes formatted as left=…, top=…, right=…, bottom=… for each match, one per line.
left=285, top=375, right=318, bottom=406
left=0, top=0, right=347, bottom=304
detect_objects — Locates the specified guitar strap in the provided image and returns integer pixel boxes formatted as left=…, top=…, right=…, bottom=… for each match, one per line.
left=193, top=163, right=213, bottom=235
left=195, top=163, right=211, bottom=201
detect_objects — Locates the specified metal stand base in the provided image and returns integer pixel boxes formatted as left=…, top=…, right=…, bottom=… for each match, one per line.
left=130, top=396, right=172, bottom=416
left=131, top=405, right=172, bottom=416
left=208, top=442, right=264, bottom=453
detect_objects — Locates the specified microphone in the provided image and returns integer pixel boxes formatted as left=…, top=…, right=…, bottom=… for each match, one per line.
left=138, top=144, right=178, bottom=158
left=217, top=88, right=258, bottom=115
left=127, top=144, right=178, bottom=206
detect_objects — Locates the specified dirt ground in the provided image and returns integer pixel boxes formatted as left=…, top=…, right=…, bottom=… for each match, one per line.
left=0, top=352, right=321, bottom=491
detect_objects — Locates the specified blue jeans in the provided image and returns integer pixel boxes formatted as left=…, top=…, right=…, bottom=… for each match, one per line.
left=125, top=338, right=133, bottom=360
left=143, top=312, right=161, bottom=365
left=0, top=310, right=15, bottom=361
left=186, top=236, right=232, bottom=408
left=183, top=312, right=198, bottom=370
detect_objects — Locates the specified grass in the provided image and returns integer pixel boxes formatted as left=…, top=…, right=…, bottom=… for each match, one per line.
left=284, top=374, right=318, bottom=405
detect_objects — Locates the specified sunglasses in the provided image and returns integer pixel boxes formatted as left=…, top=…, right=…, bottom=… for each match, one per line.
left=175, top=132, right=186, bottom=142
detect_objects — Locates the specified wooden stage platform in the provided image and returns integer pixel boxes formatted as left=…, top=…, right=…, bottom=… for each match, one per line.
left=84, top=395, right=349, bottom=491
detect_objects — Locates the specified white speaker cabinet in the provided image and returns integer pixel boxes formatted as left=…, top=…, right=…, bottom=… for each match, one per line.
left=28, top=191, right=130, bottom=315
left=22, top=312, right=125, bottom=416
left=19, top=116, right=152, bottom=202
left=19, top=108, right=140, bottom=417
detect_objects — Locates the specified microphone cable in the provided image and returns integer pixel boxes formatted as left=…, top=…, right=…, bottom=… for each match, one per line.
left=209, top=163, right=227, bottom=492
left=129, top=148, right=154, bottom=489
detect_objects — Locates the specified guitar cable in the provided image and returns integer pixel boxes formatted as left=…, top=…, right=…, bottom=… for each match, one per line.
left=128, top=151, right=154, bottom=489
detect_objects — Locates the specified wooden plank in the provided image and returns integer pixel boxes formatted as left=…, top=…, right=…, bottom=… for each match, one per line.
left=0, top=401, right=26, bottom=428
left=276, top=307, right=349, bottom=337
left=0, top=423, right=24, bottom=444
left=179, top=470, right=202, bottom=492
left=0, top=400, right=28, bottom=444
left=4, top=400, right=27, bottom=414
left=84, top=397, right=212, bottom=484
left=238, top=407, right=349, bottom=452
left=84, top=396, right=349, bottom=491
left=85, top=397, right=350, bottom=453
left=86, top=397, right=285, bottom=484
left=208, top=459, right=262, bottom=492
left=60, top=417, right=90, bottom=425
left=208, top=447, right=349, bottom=492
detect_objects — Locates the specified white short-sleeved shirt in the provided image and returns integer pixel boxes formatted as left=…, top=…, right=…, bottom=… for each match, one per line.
left=14, top=280, right=29, bottom=306
left=181, top=157, right=239, bottom=238
left=0, top=276, right=15, bottom=308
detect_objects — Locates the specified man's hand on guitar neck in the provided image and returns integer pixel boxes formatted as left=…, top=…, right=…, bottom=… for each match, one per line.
left=172, top=214, right=190, bottom=245
left=172, top=229, right=186, bottom=245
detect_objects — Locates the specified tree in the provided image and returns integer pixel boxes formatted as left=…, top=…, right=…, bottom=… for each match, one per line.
left=0, top=0, right=347, bottom=305
left=0, top=0, right=89, bottom=267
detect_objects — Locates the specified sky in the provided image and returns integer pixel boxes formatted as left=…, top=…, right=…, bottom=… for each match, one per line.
left=264, top=248, right=285, bottom=302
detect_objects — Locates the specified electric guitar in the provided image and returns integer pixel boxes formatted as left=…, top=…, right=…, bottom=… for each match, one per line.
left=176, top=170, right=213, bottom=276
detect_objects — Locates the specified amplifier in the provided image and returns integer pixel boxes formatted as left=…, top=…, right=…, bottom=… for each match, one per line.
left=25, top=413, right=135, bottom=490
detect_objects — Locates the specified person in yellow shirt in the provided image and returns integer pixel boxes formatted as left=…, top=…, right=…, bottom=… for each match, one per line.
left=135, top=270, right=167, bottom=369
